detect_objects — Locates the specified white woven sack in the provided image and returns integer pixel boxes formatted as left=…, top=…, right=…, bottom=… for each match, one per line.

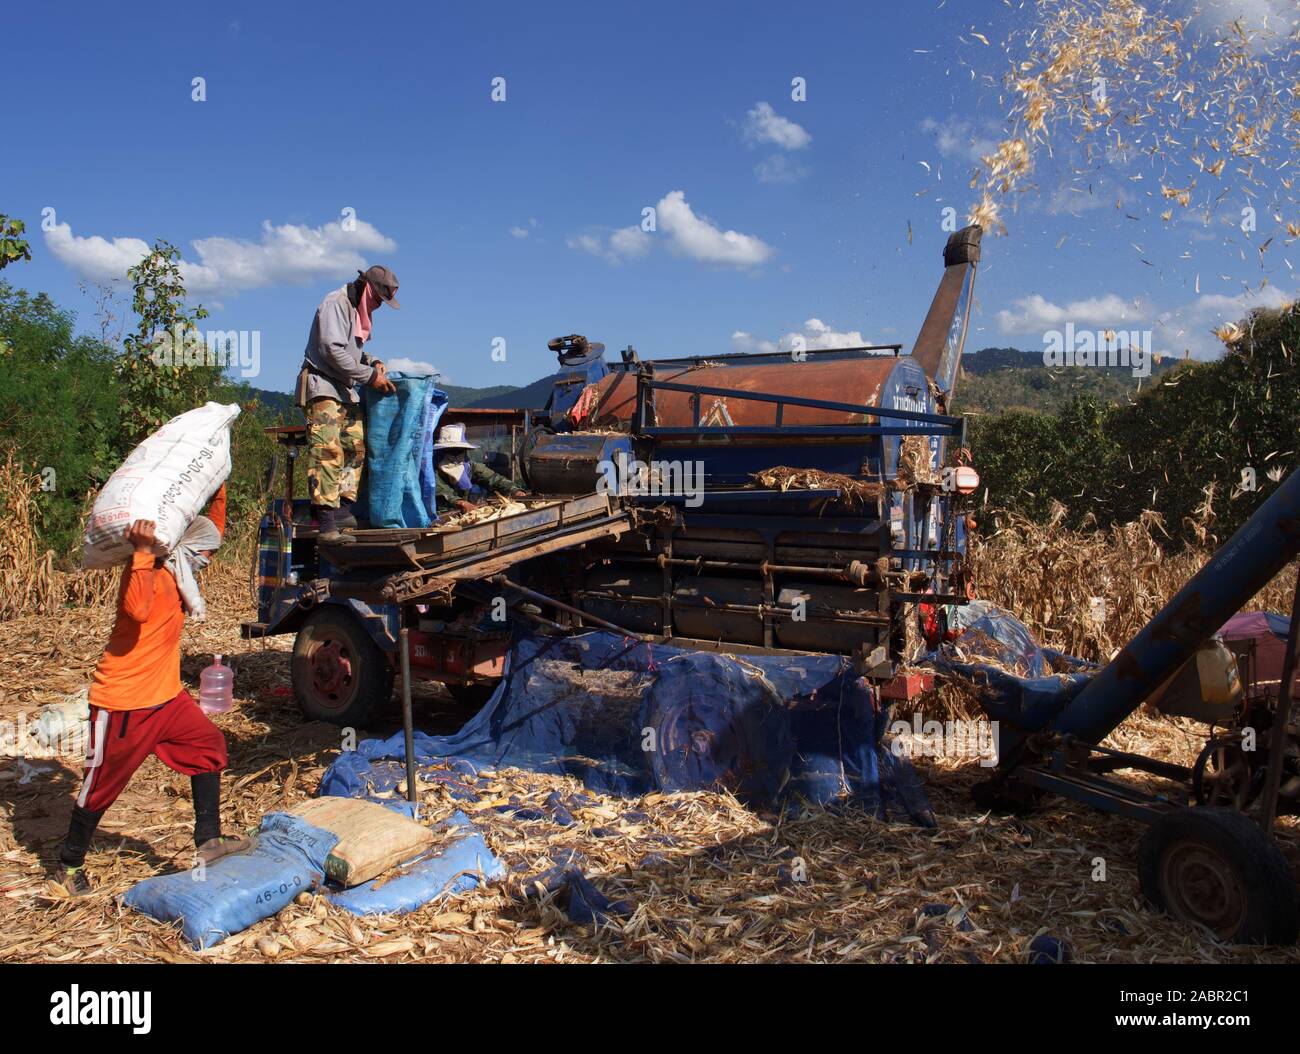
left=82, top=402, right=240, bottom=568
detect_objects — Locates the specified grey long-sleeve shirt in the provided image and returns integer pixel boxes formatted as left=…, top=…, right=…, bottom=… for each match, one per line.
left=298, top=285, right=377, bottom=405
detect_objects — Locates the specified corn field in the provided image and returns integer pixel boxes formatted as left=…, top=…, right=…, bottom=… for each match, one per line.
left=0, top=449, right=118, bottom=620
left=971, top=498, right=1298, bottom=664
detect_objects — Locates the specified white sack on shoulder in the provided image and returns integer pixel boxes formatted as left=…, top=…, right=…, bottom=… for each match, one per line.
left=82, top=402, right=240, bottom=569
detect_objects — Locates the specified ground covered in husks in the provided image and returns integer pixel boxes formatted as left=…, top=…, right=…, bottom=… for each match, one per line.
left=1, top=564, right=1297, bottom=964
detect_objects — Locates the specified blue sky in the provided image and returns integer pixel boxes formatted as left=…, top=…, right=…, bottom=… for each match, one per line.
left=7, top=0, right=1297, bottom=392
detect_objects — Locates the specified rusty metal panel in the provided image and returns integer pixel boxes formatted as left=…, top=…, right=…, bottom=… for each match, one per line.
left=590, top=359, right=900, bottom=428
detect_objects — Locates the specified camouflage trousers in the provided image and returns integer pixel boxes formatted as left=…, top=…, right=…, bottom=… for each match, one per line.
left=305, top=397, right=364, bottom=509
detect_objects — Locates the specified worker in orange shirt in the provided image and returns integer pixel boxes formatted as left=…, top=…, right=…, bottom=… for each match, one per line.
left=55, top=486, right=249, bottom=895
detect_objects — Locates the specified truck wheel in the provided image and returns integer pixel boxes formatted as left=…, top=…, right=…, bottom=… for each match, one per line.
left=1138, top=806, right=1299, bottom=944
left=292, top=608, right=393, bottom=727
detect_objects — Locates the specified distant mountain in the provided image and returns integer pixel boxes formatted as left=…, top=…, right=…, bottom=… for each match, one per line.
left=445, top=383, right=518, bottom=407
left=466, top=372, right=561, bottom=410
left=962, top=347, right=1046, bottom=374
left=963, top=345, right=1178, bottom=375
left=242, top=386, right=296, bottom=420
left=953, top=346, right=1180, bottom=415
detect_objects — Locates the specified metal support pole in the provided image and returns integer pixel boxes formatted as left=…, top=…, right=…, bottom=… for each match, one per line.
left=399, top=627, right=417, bottom=807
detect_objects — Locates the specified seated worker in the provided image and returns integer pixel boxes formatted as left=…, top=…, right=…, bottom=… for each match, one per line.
left=55, top=486, right=249, bottom=895
left=433, top=423, right=527, bottom=514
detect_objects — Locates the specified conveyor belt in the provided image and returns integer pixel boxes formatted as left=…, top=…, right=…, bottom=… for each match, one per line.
left=319, top=494, right=631, bottom=605
left=316, top=493, right=619, bottom=572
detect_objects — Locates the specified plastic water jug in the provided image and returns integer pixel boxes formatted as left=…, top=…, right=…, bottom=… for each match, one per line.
left=199, top=654, right=234, bottom=715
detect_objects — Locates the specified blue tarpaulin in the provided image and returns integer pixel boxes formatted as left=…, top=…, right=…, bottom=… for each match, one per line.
left=928, top=601, right=1096, bottom=733
left=319, top=630, right=933, bottom=824
left=359, top=373, right=448, bottom=529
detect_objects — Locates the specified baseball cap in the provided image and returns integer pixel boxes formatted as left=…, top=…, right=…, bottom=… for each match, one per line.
left=358, top=265, right=400, bottom=308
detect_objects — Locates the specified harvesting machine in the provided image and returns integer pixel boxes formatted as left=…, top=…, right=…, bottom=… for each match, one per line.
left=244, top=224, right=985, bottom=727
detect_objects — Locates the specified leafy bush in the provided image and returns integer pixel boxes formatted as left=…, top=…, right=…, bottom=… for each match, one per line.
left=968, top=303, right=1300, bottom=549
left=0, top=282, right=123, bottom=557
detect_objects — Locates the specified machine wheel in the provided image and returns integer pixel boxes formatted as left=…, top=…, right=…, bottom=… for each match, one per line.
left=445, top=682, right=498, bottom=707
left=1138, top=807, right=1299, bottom=945
left=292, top=607, right=393, bottom=727
left=1192, top=739, right=1254, bottom=810
left=641, top=678, right=793, bottom=807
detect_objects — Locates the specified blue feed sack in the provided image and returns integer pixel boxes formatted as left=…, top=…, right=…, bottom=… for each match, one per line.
left=122, top=813, right=337, bottom=949
left=360, top=375, right=447, bottom=529
left=329, top=814, right=504, bottom=916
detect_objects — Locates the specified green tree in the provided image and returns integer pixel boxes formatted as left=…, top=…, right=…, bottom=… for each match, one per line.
left=117, top=241, right=220, bottom=449
left=968, top=303, right=1300, bottom=550
left=0, top=215, right=32, bottom=270
left=0, top=281, right=123, bottom=558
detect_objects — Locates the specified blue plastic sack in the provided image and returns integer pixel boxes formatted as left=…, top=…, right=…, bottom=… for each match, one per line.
left=360, top=375, right=447, bottom=528
left=122, top=813, right=337, bottom=949
left=948, top=600, right=1049, bottom=677
left=328, top=812, right=504, bottom=916
left=927, top=601, right=1097, bottom=733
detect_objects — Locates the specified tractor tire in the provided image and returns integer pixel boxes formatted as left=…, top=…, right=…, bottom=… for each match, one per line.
left=1138, top=806, right=1299, bottom=945
left=292, top=607, right=394, bottom=728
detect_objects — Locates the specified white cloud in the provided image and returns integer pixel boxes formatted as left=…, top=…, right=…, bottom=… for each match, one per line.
left=607, top=225, right=653, bottom=259
left=44, top=225, right=153, bottom=287
left=509, top=226, right=530, bottom=239
left=565, top=226, right=652, bottom=265
left=1156, top=286, right=1295, bottom=358
left=755, top=154, right=810, bottom=184
left=994, top=285, right=1297, bottom=360
left=1195, top=0, right=1298, bottom=48
left=742, top=102, right=811, bottom=150
left=568, top=191, right=773, bottom=269
left=44, top=218, right=398, bottom=298
left=732, top=318, right=870, bottom=355
left=996, top=292, right=1147, bottom=333
left=1042, top=183, right=1117, bottom=216
left=730, top=330, right=778, bottom=354
left=656, top=191, right=773, bottom=267
left=566, top=233, right=606, bottom=258
left=920, top=115, right=998, bottom=164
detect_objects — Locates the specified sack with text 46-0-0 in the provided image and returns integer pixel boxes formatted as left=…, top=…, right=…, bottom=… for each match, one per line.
left=82, top=402, right=241, bottom=569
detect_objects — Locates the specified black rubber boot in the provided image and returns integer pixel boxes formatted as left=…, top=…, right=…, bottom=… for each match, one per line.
left=59, top=805, right=104, bottom=869
left=191, top=771, right=223, bottom=846
left=333, top=500, right=358, bottom=531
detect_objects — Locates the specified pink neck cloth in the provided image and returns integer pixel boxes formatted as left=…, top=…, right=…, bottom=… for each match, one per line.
left=355, top=282, right=377, bottom=343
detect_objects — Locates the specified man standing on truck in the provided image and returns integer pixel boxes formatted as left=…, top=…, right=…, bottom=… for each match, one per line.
left=55, top=488, right=249, bottom=895
left=295, top=265, right=400, bottom=542
left=432, top=423, right=528, bottom=514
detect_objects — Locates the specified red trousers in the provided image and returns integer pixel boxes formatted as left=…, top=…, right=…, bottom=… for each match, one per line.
left=76, top=690, right=227, bottom=813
